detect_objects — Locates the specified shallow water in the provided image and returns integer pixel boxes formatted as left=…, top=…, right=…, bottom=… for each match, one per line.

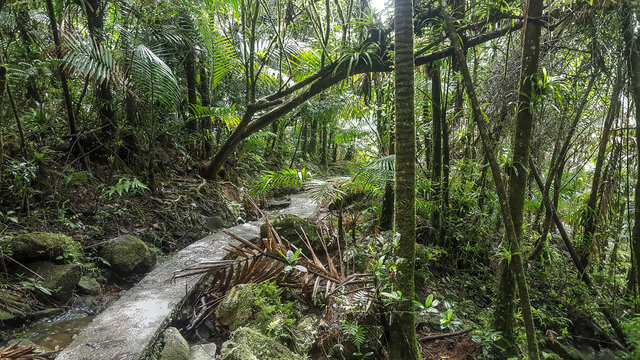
left=9, top=307, right=95, bottom=350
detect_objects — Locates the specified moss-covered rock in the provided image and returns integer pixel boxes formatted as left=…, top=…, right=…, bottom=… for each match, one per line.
left=216, top=282, right=296, bottom=334
left=99, top=235, right=156, bottom=276
left=221, top=327, right=303, bottom=360
left=159, top=327, right=189, bottom=360
left=292, top=315, right=318, bottom=354
left=77, top=276, right=101, bottom=295
left=8, top=232, right=82, bottom=262
left=260, top=214, right=324, bottom=253
left=27, top=261, right=81, bottom=301
left=188, top=343, right=217, bottom=360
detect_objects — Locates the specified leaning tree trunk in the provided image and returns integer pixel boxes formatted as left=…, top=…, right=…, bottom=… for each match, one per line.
left=389, top=0, right=419, bottom=357
left=442, top=4, right=540, bottom=359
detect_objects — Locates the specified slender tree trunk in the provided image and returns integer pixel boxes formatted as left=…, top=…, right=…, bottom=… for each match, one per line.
left=622, top=0, right=640, bottom=297
left=309, top=118, right=318, bottom=154
left=442, top=5, right=540, bottom=359
left=530, top=75, right=597, bottom=260
left=199, top=65, right=213, bottom=158
left=493, top=0, right=543, bottom=353
left=15, top=8, right=41, bottom=104
left=0, top=66, right=4, bottom=167
left=184, top=47, right=198, bottom=131
left=530, top=160, right=628, bottom=345
left=85, top=0, right=115, bottom=135
left=389, top=0, right=419, bottom=357
left=301, top=120, right=308, bottom=159
left=6, top=77, right=25, bottom=152
left=582, top=71, right=623, bottom=267
left=379, top=84, right=394, bottom=231
left=321, top=122, right=328, bottom=165
left=45, top=0, right=78, bottom=146
left=441, top=76, right=450, bottom=245
left=430, top=65, right=442, bottom=243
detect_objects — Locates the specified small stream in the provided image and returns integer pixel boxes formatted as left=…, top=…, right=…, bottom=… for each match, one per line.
left=7, top=307, right=95, bottom=350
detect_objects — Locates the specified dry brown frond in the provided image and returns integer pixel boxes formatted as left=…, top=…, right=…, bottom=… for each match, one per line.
left=0, top=342, right=58, bottom=360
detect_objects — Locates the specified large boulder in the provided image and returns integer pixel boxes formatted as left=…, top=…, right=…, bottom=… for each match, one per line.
left=159, top=327, right=189, bottom=360
left=99, top=235, right=156, bottom=276
left=7, top=232, right=82, bottom=262
left=27, top=261, right=81, bottom=301
left=260, top=214, right=324, bottom=253
left=221, top=327, right=303, bottom=360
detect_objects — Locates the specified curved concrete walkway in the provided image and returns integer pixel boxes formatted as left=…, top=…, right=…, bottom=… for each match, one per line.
left=57, top=194, right=316, bottom=360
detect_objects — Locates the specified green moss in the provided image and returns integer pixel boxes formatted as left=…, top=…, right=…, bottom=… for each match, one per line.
left=99, top=235, right=155, bottom=276
left=159, top=327, right=189, bottom=360
left=221, top=327, right=303, bottom=360
left=28, top=261, right=81, bottom=301
left=77, top=276, right=101, bottom=295
left=216, top=282, right=297, bottom=334
left=9, top=232, right=82, bottom=262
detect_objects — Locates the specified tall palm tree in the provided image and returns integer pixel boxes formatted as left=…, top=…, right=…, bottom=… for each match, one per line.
left=389, top=0, right=419, bottom=358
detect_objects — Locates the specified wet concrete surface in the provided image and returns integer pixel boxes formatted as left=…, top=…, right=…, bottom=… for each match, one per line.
left=57, top=193, right=316, bottom=360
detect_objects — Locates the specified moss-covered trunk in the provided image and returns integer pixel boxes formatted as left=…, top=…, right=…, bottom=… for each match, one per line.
left=389, top=0, right=419, bottom=357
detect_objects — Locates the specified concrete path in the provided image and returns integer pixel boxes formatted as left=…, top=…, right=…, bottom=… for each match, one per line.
left=57, top=194, right=316, bottom=360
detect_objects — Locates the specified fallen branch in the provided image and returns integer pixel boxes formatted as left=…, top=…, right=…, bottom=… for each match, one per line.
left=418, top=328, right=472, bottom=342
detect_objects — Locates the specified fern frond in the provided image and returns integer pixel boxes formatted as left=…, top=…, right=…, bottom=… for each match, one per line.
left=64, top=33, right=115, bottom=84
left=131, top=44, right=181, bottom=109
left=253, top=168, right=313, bottom=195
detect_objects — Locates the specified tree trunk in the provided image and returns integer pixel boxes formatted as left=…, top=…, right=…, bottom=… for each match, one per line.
left=529, top=74, right=597, bottom=261
left=442, top=4, right=540, bottom=359
left=493, top=0, right=543, bottom=354
left=430, top=65, right=442, bottom=243
left=622, top=0, right=640, bottom=298
left=0, top=66, right=8, bottom=163
left=184, top=47, right=198, bottom=131
left=582, top=71, right=623, bottom=267
left=199, top=65, right=213, bottom=158
left=321, top=122, right=328, bottom=165
left=45, top=0, right=78, bottom=145
left=530, top=160, right=628, bottom=345
left=86, top=0, right=115, bottom=135
left=308, top=118, right=318, bottom=154
left=389, top=0, right=419, bottom=357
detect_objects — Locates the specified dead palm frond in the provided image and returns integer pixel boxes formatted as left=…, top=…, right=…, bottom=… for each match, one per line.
left=173, top=198, right=372, bottom=332
left=0, top=342, right=57, bottom=360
